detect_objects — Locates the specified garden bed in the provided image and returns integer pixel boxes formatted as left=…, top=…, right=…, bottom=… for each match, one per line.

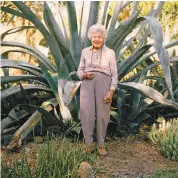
left=1, top=135, right=178, bottom=178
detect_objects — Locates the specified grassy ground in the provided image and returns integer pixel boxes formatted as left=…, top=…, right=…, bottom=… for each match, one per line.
left=1, top=135, right=178, bottom=178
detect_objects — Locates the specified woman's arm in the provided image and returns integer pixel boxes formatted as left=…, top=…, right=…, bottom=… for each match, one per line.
left=77, top=51, right=85, bottom=80
left=110, top=50, right=118, bottom=91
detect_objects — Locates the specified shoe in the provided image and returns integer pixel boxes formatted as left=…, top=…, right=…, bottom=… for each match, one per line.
left=98, top=146, right=107, bottom=156
left=83, top=142, right=96, bottom=154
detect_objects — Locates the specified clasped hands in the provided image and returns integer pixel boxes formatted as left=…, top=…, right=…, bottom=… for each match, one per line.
left=83, top=72, right=114, bottom=103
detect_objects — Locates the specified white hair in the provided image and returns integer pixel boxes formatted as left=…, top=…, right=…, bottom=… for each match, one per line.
left=87, top=24, right=108, bottom=40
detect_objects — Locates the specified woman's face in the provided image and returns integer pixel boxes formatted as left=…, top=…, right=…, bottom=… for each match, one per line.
left=91, top=31, right=104, bottom=49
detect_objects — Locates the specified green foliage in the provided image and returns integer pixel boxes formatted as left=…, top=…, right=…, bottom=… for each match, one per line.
left=149, top=117, right=178, bottom=162
left=1, top=136, right=96, bottom=178
left=146, top=170, right=178, bottom=178
left=1, top=1, right=178, bottom=148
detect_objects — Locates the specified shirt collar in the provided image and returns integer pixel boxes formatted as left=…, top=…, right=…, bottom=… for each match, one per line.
left=89, top=44, right=107, bottom=51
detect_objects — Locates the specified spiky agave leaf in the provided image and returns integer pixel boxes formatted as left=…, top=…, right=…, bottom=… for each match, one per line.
left=6, top=98, right=59, bottom=150
left=118, top=82, right=178, bottom=110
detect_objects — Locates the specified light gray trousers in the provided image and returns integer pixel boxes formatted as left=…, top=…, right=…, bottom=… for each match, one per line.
left=80, top=72, right=111, bottom=147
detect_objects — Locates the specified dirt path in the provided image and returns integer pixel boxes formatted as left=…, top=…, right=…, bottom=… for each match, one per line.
left=95, top=136, right=178, bottom=178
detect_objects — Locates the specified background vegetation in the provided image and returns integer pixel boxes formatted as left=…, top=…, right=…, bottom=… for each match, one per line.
left=1, top=1, right=178, bottom=151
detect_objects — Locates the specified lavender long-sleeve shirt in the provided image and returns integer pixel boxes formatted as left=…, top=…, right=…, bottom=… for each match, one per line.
left=77, top=45, right=118, bottom=91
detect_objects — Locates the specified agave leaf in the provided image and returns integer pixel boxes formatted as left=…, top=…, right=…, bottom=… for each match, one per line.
left=118, top=82, right=178, bottom=110
left=1, top=41, right=57, bottom=72
left=13, top=1, right=63, bottom=70
left=39, top=62, right=58, bottom=99
left=136, top=98, right=154, bottom=116
left=38, top=63, right=73, bottom=122
left=0, top=58, right=41, bottom=72
left=1, top=49, right=10, bottom=77
left=1, top=6, right=28, bottom=20
left=63, top=81, right=82, bottom=106
left=106, top=13, right=143, bottom=53
left=1, top=66, right=43, bottom=78
left=83, top=1, right=99, bottom=48
left=131, top=91, right=141, bottom=118
left=132, top=2, right=164, bottom=55
left=98, top=1, right=109, bottom=25
left=43, top=2, right=69, bottom=51
left=1, top=75, right=47, bottom=84
left=127, top=57, right=178, bottom=82
left=80, top=1, right=91, bottom=48
left=118, top=45, right=152, bottom=80
left=79, top=1, right=84, bottom=40
left=1, top=26, right=36, bottom=41
left=108, top=1, right=123, bottom=34
left=144, top=16, right=174, bottom=99
left=1, top=84, right=51, bottom=99
left=147, top=1, right=164, bottom=17
left=1, top=61, right=44, bottom=78
left=19, top=104, right=57, bottom=121
left=130, top=2, right=139, bottom=16
left=58, top=80, right=72, bottom=122
left=110, top=110, right=120, bottom=121
left=131, top=40, right=178, bottom=71
left=6, top=98, right=60, bottom=150
left=120, top=1, right=132, bottom=11
left=57, top=4, right=69, bottom=45
left=43, top=2, right=77, bottom=78
left=1, top=107, right=29, bottom=133
left=66, top=1, right=81, bottom=66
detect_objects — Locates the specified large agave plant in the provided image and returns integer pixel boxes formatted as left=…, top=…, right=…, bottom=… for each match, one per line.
left=1, top=1, right=178, bottom=149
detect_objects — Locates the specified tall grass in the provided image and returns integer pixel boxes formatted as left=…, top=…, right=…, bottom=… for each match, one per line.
left=1, top=136, right=96, bottom=178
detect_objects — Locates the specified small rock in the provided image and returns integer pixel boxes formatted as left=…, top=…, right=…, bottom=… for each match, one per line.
left=77, top=162, right=94, bottom=178
left=33, top=136, right=43, bottom=143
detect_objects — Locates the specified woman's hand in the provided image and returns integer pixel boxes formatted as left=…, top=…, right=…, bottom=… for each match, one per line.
left=104, top=89, right=114, bottom=103
left=83, top=72, right=95, bottom=80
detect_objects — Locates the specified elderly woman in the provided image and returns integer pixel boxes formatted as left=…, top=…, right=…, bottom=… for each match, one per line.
left=77, top=24, right=118, bottom=156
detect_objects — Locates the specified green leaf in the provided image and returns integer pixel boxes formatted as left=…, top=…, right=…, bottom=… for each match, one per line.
left=131, top=40, right=178, bottom=71
left=19, top=104, right=57, bottom=121
left=0, top=59, right=41, bottom=72
left=108, top=1, right=123, bottom=34
left=118, top=82, right=178, bottom=110
left=118, top=45, right=152, bottom=80
left=6, top=98, right=60, bottom=150
left=1, top=107, right=29, bottom=133
left=63, top=81, right=82, bottom=106
left=98, top=1, right=109, bottom=25
left=127, top=57, right=178, bottom=82
left=106, top=13, right=142, bottom=52
left=144, top=16, right=174, bottom=100
left=66, top=1, right=81, bottom=66
left=131, top=91, right=141, bottom=118
left=1, top=60, right=44, bottom=78
left=1, top=84, right=51, bottom=99
left=110, top=110, right=120, bottom=121
left=83, top=1, right=99, bottom=48
left=39, top=62, right=58, bottom=99
left=1, top=6, right=28, bottom=20
left=13, top=1, right=63, bottom=70
left=43, top=3, right=69, bottom=51
left=1, top=75, right=47, bottom=84
left=43, top=2, right=77, bottom=80
left=1, top=41, right=57, bottom=72
left=1, top=26, right=36, bottom=41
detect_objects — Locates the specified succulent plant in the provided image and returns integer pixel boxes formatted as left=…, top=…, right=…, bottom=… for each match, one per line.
left=149, top=117, right=178, bottom=162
